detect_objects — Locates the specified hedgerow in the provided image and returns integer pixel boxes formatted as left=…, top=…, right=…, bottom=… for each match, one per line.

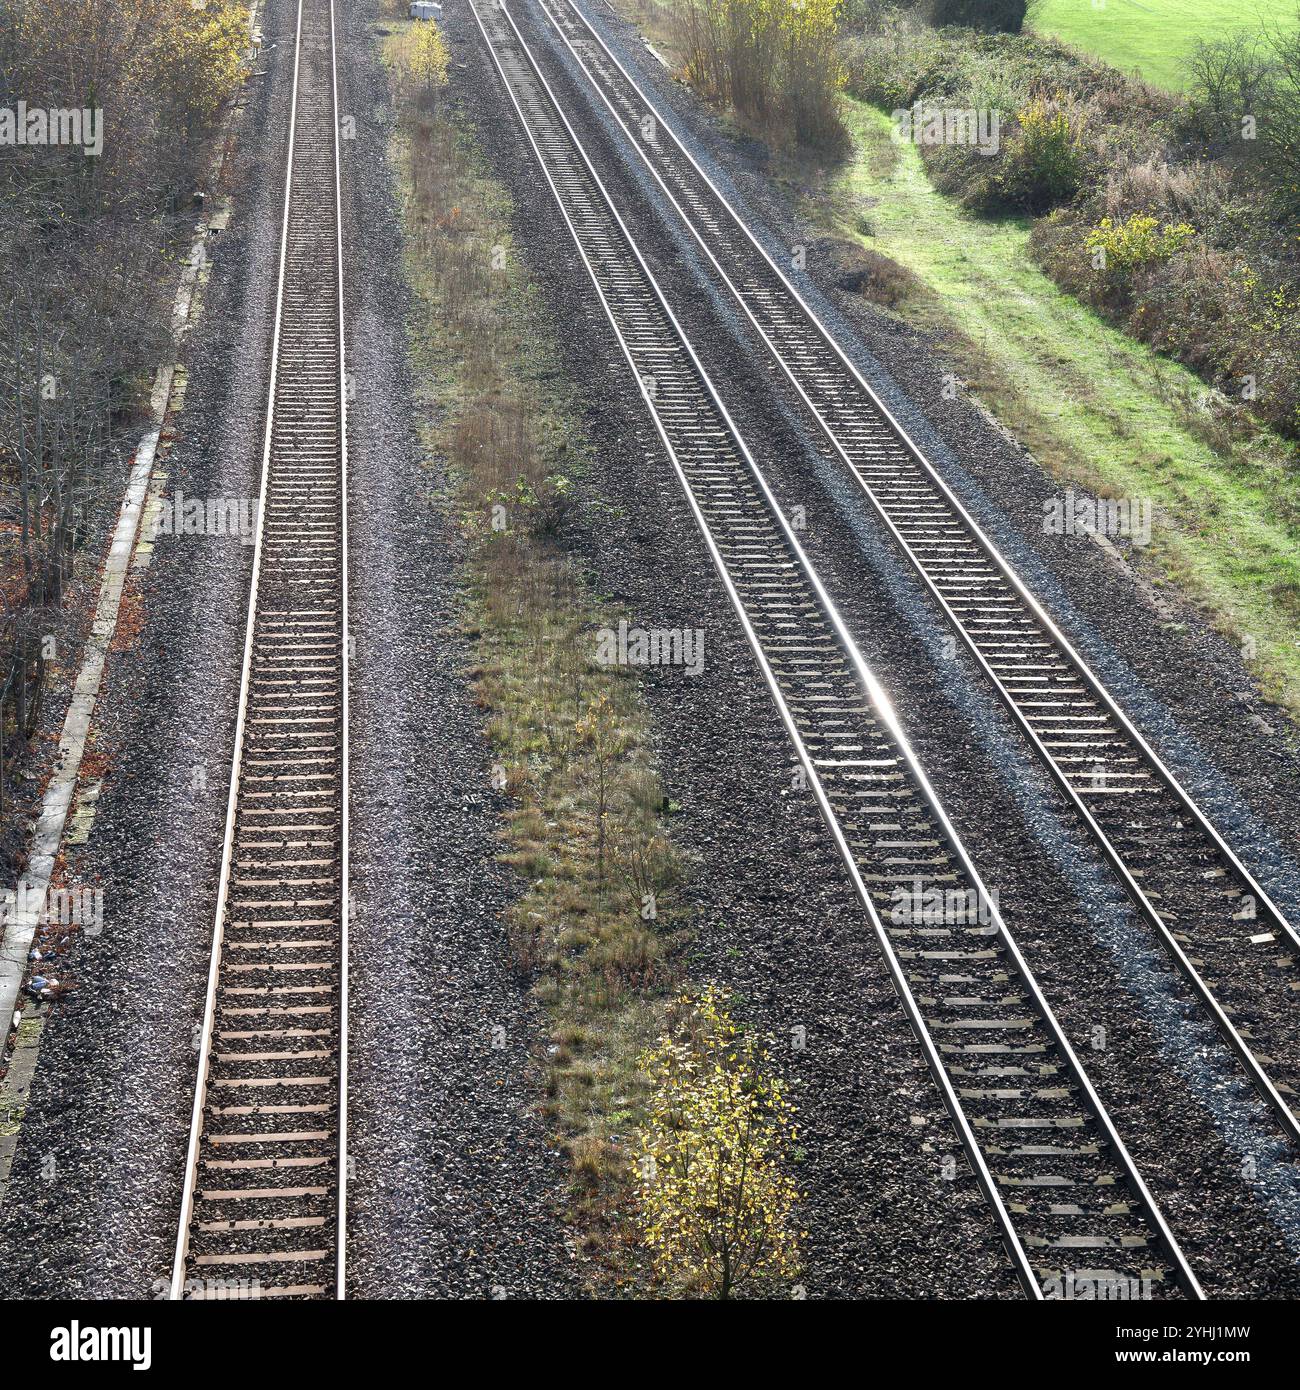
left=841, top=5, right=1300, bottom=441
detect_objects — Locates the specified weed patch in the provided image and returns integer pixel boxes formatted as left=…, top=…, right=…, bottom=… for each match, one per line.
left=385, top=18, right=696, bottom=1291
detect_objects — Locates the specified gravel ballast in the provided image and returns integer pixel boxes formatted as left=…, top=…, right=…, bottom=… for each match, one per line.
left=449, top=0, right=1300, bottom=1296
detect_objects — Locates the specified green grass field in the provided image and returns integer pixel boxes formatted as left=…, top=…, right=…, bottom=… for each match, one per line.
left=1030, top=0, right=1300, bottom=91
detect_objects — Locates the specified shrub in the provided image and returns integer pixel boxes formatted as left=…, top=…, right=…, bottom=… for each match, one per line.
left=1183, top=25, right=1300, bottom=223
left=1256, top=24, right=1300, bottom=222
left=1101, top=156, right=1218, bottom=223
left=408, top=19, right=450, bottom=88
left=836, top=243, right=924, bottom=307
left=838, top=0, right=895, bottom=31
left=995, top=95, right=1088, bottom=212
left=928, top=91, right=1089, bottom=215
left=1137, top=253, right=1300, bottom=436
left=781, top=0, right=850, bottom=150
left=394, top=16, right=449, bottom=109
left=1085, top=212, right=1195, bottom=276
left=842, top=23, right=946, bottom=109
left=1183, top=32, right=1273, bottom=150
left=674, top=0, right=848, bottom=153
left=636, top=986, right=802, bottom=1299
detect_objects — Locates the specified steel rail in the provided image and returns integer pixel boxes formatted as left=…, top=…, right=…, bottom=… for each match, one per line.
left=531, top=0, right=1300, bottom=1147
left=170, top=0, right=349, bottom=1301
left=471, top=0, right=1204, bottom=1300
left=328, top=0, right=351, bottom=1302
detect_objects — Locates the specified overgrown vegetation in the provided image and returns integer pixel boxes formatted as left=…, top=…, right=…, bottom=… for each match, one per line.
left=842, top=7, right=1300, bottom=442
left=637, top=987, right=802, bottom=1299
left=0, top=0, right=247, bottom=826
left=391, top=18, right=786, bottom=1292
left=673, top=0, right=849, bottom=152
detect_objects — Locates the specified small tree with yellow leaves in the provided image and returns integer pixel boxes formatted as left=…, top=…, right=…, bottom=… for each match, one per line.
left=407, top=18, right=450, bottom=89
left=636, top=986, right=802, bottom=1299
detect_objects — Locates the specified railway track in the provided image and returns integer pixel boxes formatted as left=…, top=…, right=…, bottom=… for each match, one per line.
left=469, top=0, right=1204, bottom=1299
left=170, top=0, right=349, bottom=1301
left=526, top=0, right=1300, bottom=1148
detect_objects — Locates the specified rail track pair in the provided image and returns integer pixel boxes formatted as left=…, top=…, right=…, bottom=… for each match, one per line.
left=171, top=0, right=348, bottom=1300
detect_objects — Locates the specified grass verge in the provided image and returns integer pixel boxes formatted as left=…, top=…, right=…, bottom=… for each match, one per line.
left=784, top=97, right=1300, bottom=719
left=381, top=16, right=690, bottom=1292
